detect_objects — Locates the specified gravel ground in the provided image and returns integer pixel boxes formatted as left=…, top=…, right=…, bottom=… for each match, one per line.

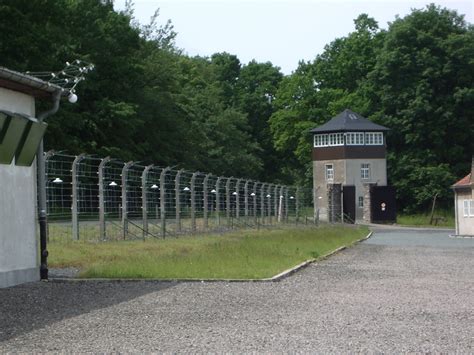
left=1, top=228, right=473, bottom=353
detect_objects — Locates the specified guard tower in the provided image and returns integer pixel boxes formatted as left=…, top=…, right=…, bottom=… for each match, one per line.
left=310, top=109, right=390, bottom=222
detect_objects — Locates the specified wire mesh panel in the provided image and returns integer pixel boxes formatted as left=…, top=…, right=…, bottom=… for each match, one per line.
left=192, top=173, right=205, bottom=233
left=45, top=153, right=75, bottom=241
left=143, top=166, right=162, bottom=238
left=102, top=159, right=124, bottom=240
left=44, top=151, right=317, bottom=242
left=123, top=163, right=146, bottom=240
left=74, top=155, right=101, bottom=241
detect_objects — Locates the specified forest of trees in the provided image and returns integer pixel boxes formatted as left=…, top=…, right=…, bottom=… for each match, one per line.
left=0, top=0, right=472, bottom=212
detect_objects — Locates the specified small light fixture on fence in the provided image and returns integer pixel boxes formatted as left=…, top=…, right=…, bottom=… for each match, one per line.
left=266, top=194, right=271, bottom=198
left=183, top=187, right=190, bottom=192
left=52, top=177, right=63, bottom=184
left=232, top=191, right=237, bottom=195
left=250, top=192, right=256, bottom=196
left=290, top=196, right=295, bottom=199
left=109, top=181, right=118, bottom=187
left=318, top=196, right=322, bottom=199
left=150, top=184, right=158, bottom=189
left=211, top=189, right=217, bottom=193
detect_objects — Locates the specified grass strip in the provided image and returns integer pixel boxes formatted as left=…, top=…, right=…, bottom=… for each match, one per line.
left=49, top=225, right=368, bottom=280
left=397, top=211, right=454, bottom=228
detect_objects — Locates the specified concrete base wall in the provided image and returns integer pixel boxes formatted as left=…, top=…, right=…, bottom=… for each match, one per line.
left=0, top=267, right=39, bottom=288
left=345, top=159, right=387, bottom=220
left=313, top=158, right=387, bottom=221
left=0, top=88, right=39, bottom=288
left=313, top=160, right=345, bottom=221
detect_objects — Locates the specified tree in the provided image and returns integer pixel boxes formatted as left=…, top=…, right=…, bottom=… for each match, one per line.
left=236, top=61, right=284, bottom=181
left=368, top=4, right=474, bottom=210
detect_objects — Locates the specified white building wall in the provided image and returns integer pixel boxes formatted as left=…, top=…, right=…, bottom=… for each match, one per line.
left=0, top=87, right=39, bottom=288
left=455, top=189, right=474, bottom=236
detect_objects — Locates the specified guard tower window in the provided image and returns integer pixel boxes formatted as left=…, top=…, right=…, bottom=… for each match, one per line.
left=361, top=163, right=370, bottom=179
left=365, top=132, right=383, bottom=145
left=325, top=164, right=334, bottom=181
left=358, top=196, right=364, bottom=207
left=345, top=132, right=365, bottom=145
left=314, top=134, right=329, bottom=147
left=314, top=133, right=344, bottom=147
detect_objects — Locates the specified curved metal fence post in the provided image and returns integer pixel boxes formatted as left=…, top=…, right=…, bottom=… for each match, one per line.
left=285, top=186, right=289, bottom=222
left=274, top=185, right=279, bottom=219
left=191, top=172, right=198, bottom=233
left=235, top=178, right=241, bottom=220
left=226, top=177, right=232, bottom=227
left=216, top=177, right=222, bottom=226
left=203, top=174, right=210, bottom=230
left=160, top=167, right=170, bottom=238
left=261, top=183, right=266, bottom=224
left=267, top=184, right=272, bottom=224
left=278, top=185, right=284, bottom=222
left=121, top=161, right=133, bottom=240
left=71, top=154, right=86, bottom=240
left=253, top=182, right=258, bottom=225
left=141, top=164, right=153, bottom=239
left=98, top=156, right=111, bottom=240
left=244, top=180, right=249, bottom=218
left=296, top=186, right=300, bottom=222
left=175, top=169, right=183, bottom=233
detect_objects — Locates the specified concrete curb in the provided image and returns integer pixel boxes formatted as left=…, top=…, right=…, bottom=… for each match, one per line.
left=51, top=231, right=373, bottom=284
left=449, top=234, right=474, bottom=239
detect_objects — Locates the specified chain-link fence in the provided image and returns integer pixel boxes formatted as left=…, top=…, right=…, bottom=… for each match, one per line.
left=44, top=152, right=316, bottom=241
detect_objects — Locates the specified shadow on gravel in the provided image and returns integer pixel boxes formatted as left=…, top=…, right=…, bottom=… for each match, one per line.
left=0, top=280, right=176, bottom=342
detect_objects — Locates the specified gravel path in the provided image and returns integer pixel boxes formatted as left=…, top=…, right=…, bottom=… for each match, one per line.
left=1, top=228, right=473, bottom=352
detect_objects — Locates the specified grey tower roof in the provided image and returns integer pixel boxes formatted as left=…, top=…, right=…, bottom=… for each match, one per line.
left=310, top=109, right=390, bottom=133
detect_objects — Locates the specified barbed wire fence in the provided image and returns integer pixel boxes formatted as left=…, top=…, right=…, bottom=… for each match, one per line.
left=44, top=152, right=316, bottom=242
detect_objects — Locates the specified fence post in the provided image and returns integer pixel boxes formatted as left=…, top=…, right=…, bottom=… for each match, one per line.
left=278, top=186, right=284, bottom=222
left=98, top=156, right=111, bottom=240
left=267, top=184, right=272, bottom=224
left=160, top=167, right=170, bottom=238
left=261, top=183, right=266, bottom=224
left=253, top=182, right=257, bottom=225
left=285, top=186, right=289, bottom=222
left=71, top=154, right=85, bottom=240
left=274, top=185, right=279, bottom=219
left=203, top=174, right=210, bottom=230
left=141, top=164, right=153, bottom=239
left=226, top=177, right=232, bottom=227
left=216, top=177, right=222, bottom=226
left=175, top=169, right=183, bottom=233
left=121, top=161, right=133, bottom=240
left=295, top=186, right=300, bottom=222
left=235, top=178, right=241, bottom=220
left=191, top=172, right=198, bottom=233
left=244, top=180, right=249, bottom=218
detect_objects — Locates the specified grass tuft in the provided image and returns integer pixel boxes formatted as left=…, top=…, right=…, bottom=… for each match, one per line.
left=49, top=225, right=369, bottom=279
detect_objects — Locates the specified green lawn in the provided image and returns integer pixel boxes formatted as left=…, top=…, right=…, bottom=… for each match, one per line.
left=49, top=225, right=369, bottom=279
left=397, top=210, right=455, bottom=228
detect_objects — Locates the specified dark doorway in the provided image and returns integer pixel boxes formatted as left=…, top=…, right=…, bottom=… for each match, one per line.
left=342, top=185, right=356, bottom=223
left=370, top=186, right=397, bottom=223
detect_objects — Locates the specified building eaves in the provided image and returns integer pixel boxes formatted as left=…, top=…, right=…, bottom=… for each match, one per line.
left=0, top=67, right=66, bottom=99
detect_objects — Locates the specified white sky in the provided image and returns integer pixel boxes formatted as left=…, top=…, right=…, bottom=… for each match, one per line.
left=114, top=0, right=473, bottom=74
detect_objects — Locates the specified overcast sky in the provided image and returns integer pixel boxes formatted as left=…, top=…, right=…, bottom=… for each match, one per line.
left=114, top=0, right=473, bottom=74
